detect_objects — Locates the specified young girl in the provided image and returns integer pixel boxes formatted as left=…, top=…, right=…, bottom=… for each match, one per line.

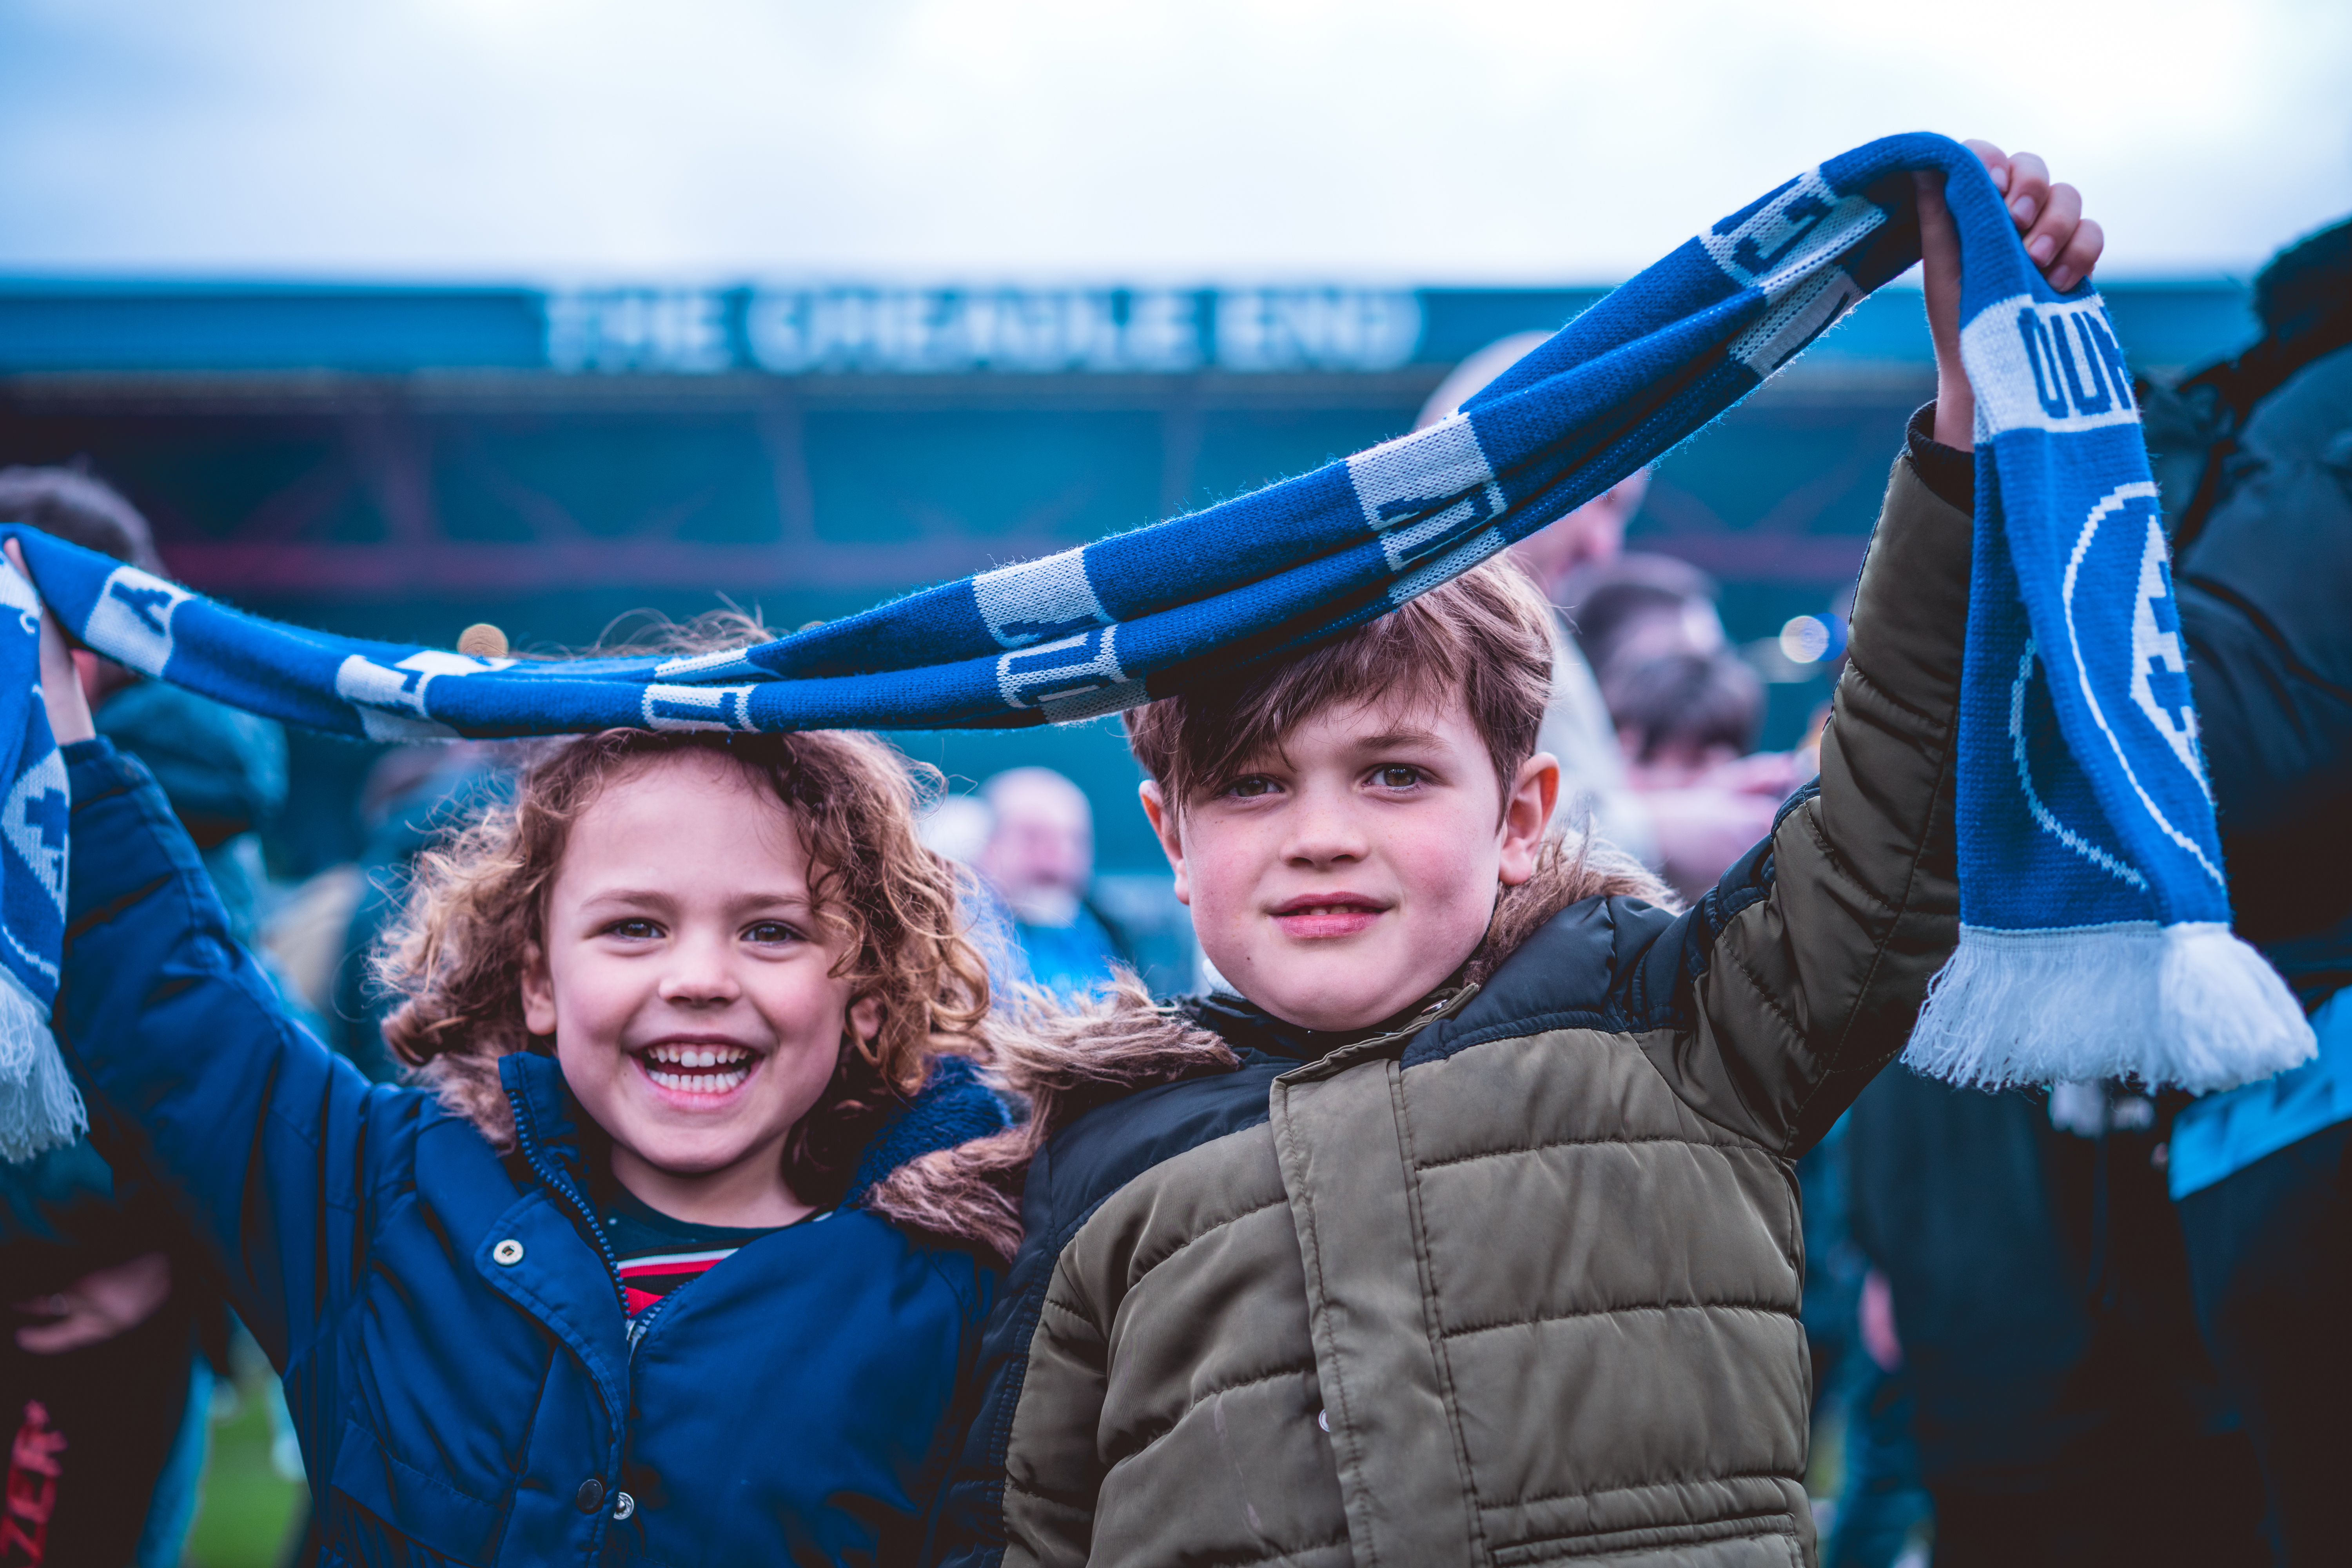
left=25, top=585, right=1017, bottom=1565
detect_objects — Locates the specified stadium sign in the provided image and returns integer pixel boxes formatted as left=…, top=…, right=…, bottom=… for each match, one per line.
left=544, top=286, right=1426, bottom=375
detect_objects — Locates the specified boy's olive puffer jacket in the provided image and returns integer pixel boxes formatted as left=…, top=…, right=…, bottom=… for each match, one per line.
left=923, top=451, right=1969, bottom=1568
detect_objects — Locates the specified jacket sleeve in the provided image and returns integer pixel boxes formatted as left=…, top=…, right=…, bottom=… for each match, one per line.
left=55, top=739, right=409, bottom=1369
left=1645, top=451, right=1969, bottom=1157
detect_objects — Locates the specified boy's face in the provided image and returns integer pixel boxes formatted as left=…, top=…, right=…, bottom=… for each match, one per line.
left=521, top=751, right=879, bottom=1225
left=1143, top=693, right=1556, bottom=1033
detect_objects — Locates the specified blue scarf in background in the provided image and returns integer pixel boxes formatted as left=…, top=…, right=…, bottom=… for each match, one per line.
left=0, top=132, right=2310, bottom=1158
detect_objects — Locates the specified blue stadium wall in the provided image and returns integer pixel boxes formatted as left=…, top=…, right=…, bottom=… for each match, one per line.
left=0, top=279, right=2259, bottom=875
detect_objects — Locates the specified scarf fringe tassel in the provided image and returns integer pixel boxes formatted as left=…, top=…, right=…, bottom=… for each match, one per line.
left=0, top=974, right=86, bottom=1162
left=1904, top=921, right=2316, bottom=1094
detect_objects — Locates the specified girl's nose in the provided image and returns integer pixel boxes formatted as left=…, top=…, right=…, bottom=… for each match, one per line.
left=658, top=938, right=741, bottom=1006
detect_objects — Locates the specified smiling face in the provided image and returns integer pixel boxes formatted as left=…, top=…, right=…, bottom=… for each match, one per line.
left=520, top=750, right=878, bottom=1227
left=1143, top=692, right=1557, bottom=1033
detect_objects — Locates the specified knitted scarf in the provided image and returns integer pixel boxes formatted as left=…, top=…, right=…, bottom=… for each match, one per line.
left=0, top=132, right=2311, bottom=1159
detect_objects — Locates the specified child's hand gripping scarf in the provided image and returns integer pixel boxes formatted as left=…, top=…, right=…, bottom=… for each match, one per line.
left=0, top=132, right=2311, bottom=1158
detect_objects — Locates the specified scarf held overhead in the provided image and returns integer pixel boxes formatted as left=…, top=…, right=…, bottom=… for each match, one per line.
left=0, top=132, right=2310, bottom=1158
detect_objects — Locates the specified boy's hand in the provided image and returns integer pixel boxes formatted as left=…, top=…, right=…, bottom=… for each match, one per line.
left=1916, top=141, right=2105, bottom=448
left=4, top=538, right=98, bottom=745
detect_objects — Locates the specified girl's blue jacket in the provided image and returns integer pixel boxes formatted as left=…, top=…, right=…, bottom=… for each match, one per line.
left=54, top=740, right=1007, bottom=1566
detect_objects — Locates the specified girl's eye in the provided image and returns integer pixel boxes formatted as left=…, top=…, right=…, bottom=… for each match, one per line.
left=743, top=921, right=804, bottom=946
left=604, top=919, right=662, bottom=942
left=1375, top=765, right=1423, bottom=789
left=1226, top=775, right=1278, bottom=799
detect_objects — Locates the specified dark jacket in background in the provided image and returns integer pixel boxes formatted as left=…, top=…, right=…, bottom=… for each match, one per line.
left=2165, top=301, right=2352, bottom=1564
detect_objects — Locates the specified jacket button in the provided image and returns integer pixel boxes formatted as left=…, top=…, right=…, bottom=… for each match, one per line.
left=492, top=1238, right=524, bottom=1266
left=574, top=1477, right=604, bottom=1512
left=611, top=1491, right=636, bottom=1521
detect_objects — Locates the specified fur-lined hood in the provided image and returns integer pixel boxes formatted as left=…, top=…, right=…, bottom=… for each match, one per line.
left=865, top=830, right=1669, bottom=1261
left=415, top=832, right=1664, bottom=1265
left=416, top=1043, right=1020, bottom=1258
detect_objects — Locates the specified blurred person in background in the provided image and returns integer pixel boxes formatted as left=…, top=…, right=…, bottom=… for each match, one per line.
left=1565, top=551, right=1810, bottom=896
left=1603, top=648, right=1763, bottom=789
left=1599, top=645, right=1773, bottom=903
left=976, top=766, right=1131, bottom=996
left=916, top=791, right=1027, bottom=1001
left=1823, top=1265, right=1931, bottom=1568
left=0, top=466, right=261, bottom=1568
left=1560, top=551, right=1728, bottom=678
left=2146, top=213, right=2352, bottom=1565
left=322, top=742, right=510, bottom=1082
left=1844, top=1058, right=2262, bottom=1567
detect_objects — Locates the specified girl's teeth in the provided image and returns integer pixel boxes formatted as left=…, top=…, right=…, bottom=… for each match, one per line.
left=645, top=1062, right=751, bottom=1094
left=645, top=1045, right=757, bottom=1067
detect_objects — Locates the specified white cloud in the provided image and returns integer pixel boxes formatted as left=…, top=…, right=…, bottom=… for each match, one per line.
left=1, top=0, right=2344, bottom=280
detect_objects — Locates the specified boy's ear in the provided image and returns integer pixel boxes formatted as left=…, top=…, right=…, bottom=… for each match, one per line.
left=520, top=942, right=557, bottom=1037
left=1138, top=780, right=1190, bottom=907
left=1497, top=752, right=1560, bottom=887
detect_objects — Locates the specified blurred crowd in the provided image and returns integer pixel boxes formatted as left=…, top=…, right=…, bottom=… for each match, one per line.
left=4, top=213, right=2347, bottom=1566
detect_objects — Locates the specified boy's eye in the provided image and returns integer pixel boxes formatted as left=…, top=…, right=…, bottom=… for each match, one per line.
left=1225, top=775, right=1279, bottom=799
left=603, top=919, right=663, bottom=942
left=743, top=920, right=804, bottom=946
left=1374, top=765, right=1423, bottom=789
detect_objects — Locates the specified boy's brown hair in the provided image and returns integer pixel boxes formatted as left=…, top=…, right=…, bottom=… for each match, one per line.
left=1125, top=557, right=1558, bottom=816
left=377, top=673, right=991, bottom=1213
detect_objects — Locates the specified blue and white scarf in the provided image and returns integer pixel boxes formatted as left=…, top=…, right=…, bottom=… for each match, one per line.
left=0, top=132, right=2310, bottom=1158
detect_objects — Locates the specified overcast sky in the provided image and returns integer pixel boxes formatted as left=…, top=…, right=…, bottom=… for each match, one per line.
left=3, top=0, right=2346, bottom=285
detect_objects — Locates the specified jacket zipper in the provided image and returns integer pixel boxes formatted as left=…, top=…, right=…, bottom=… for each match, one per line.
left=1272, top=983, right=1482, bottom=1083
left=507, top=1082, right=675, bottom=1525
left=504, top=1089, right=701, bottom=1368
left=625, top=1281, right=684, bottom=1361
left=506, top=1087, right=631, bottom=1316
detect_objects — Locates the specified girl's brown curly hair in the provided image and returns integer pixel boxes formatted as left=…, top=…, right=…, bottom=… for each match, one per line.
left=376, top=677, right=991, bottom=1211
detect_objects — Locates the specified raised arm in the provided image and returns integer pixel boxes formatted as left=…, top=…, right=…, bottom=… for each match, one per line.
left=1642, top=142, right=2102, bottom=1156
left=19, top=556, right=410, bottom=1368
left=55, top=739, right=414, bottom=1367
left=1658, top=444, right=1969, bottom=1156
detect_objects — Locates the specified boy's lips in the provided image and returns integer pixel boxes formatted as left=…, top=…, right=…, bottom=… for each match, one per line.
left=633, top=1038, right=761, bottom=1102
left=1267, top=893, right=1389, bottom=940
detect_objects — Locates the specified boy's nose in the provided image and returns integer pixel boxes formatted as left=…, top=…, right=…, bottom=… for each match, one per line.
left=1282, top=793, right=1370, bottom=867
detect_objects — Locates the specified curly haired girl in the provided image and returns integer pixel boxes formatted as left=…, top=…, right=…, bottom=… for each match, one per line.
left=31, top=592, right=1016, bottom=1564
left=382, top=726, right=1002, bottom=1236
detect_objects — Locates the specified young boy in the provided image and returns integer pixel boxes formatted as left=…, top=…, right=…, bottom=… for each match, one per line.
left=924, top=142, right=2102, bottom=1568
